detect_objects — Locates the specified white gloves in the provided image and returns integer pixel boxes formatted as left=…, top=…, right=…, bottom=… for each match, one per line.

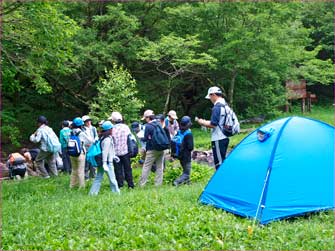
left=103, top=163, right=109, bottom=172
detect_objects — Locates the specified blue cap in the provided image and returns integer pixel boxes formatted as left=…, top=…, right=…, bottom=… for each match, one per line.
left=180, top=116, right=192, bottom=129
left=72, top=117, right=84, bottom=127
left=37, top=115, right=47, bottom=124
left=101, top=121, right=113, bottom=131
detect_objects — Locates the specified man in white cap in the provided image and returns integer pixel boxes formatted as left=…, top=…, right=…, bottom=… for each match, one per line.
left=196, top=86, right=230, bottom=170
left=109, top=111, right=135, bottom=189
left=164, top=110, right=179, bottom=138
left=82, top=115, right=98, bottom=179
left=139, top=109, right=166, bottom=187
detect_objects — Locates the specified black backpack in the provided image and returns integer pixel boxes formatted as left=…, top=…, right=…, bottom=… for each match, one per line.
left=151, top=121, right=170, bottom=151
left=127, top=133, right=139, bottom=158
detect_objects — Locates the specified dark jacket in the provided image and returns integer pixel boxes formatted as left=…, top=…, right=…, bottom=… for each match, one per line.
left=143, top=121, right=156, bottom=151
left=144, top=120, right=171, bottom=151
left=179, top=130, right=194, bottom=162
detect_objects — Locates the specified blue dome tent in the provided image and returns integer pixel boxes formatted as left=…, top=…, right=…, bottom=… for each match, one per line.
left=199, top=116, right=334, bottom=224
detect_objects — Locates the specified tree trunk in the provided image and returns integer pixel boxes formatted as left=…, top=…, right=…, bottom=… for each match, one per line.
left=163, top=87, right=172, bottom=115
left=228, top=69, right=237, bottom=107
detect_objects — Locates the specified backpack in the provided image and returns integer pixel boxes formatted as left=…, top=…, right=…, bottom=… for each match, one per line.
left=46, top=128, right=62, bottom=153
left=86, top=137, right=107, bottom=167
left=127, top=133, right=139, bottom=158
left=171, top=129, right=191, bottom=158
left=218, top=103, right=240, bottom=137
left=7, top=153, right=27, bottom=177
left=151, top=121, right=170, bottom=151
left=8, top=153, right=26, bottom=166
left=67, top=131, right=82, bottom=157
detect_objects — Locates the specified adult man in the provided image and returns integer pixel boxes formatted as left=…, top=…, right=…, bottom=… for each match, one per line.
left=29, top=115, right=59, bottom=178
left=109, top=111, right=134, bottom=189
left=196, top=86, right=230, bottom=170
left=82, top=115, right=98, bottom=179
left=139, top=109, right=166, bottom=186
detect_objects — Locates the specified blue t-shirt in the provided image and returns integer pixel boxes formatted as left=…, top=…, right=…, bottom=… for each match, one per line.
left=210, top=99, right=228, bottom=141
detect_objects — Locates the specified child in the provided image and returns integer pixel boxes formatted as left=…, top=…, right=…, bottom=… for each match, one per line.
left=89, top=121, right=120, bottom=195
left=173, top=116, right=194, bottom=186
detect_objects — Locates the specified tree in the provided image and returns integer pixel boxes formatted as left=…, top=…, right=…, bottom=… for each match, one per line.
left=88, top=64, right=144, bottom=123
left=137, top=34, right=216, bottom=114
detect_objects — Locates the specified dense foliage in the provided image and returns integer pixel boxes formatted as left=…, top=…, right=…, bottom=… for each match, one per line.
left=1, top=1, right=333, bottom=155
left=88, top=64, right=144, bottom=123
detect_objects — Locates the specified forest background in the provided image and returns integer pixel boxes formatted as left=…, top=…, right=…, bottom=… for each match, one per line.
left=1, top=1, right=333, bottom=156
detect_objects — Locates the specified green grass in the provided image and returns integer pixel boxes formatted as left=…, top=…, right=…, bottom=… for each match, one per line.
left=1, top=173, right=334, bottom=250
left=1, top=105, right=334, bottom=250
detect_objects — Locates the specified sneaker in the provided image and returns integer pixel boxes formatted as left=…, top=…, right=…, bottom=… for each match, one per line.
left=44, top=176, right=50, bottom=179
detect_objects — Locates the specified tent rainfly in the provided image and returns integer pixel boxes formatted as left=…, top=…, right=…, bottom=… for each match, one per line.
left=199, top=116, right=334, bottom=224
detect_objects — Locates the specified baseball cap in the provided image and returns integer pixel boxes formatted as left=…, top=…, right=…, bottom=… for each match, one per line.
left=108, top=112, right=123, bottom=122
left=37, top=115, right=47, bottom=124
left=82, top=115, right=91, bottom=122
left=205, top=86, right=222, bottom=99
left=168, top=110, right=178, bottom=120
left=141, top=109, right=154, bottom=120
left=72, top=117, right=84, bottom=127
left=101, top=121, right=113, bottom=131
left=180, top=116, right=192, bottom=129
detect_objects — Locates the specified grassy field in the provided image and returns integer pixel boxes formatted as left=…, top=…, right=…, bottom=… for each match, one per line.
left=1, top=105, right=334, bottom=250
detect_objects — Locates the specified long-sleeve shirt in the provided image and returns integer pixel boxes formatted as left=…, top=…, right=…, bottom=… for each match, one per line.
left=101, top=136, right=116, bottom=165
left=112, top=123, right=131, bottom=156
left=29, top=125, right=55, bottom=152
left=179, top=131, right=194, bottom=162
left=71, top=128, right=92, bottom=154
left=165, top=117, right=179, bottom=137
left=143, top=121, right=156, bottom=151
left=59, top=127, right=71, bottom=149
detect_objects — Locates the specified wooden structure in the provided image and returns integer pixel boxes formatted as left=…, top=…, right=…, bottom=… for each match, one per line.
left=285, top=80, right=316, bottom=113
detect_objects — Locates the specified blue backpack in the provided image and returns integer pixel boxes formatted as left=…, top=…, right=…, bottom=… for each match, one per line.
left=151, top=121, right=170, bottom=151
left=171, top=129, right=191, bottom=158
left=67, top=131, right=82, bottom=157
left=86, top=137, right=107, bottom=167
left=46, top=128, right=61, bottom=153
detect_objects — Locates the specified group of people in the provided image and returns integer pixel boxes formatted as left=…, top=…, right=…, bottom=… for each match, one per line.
left=6, top=86, right=233, bottom=195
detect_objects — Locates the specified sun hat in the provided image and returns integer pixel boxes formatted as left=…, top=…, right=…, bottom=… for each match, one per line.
left=168, top=110, right=178, bottom=120
left=108, top=112, right=123, bottom=122
left=205, top=86, right=222, bottom=99
left=141, top=109, right=154, bottom=120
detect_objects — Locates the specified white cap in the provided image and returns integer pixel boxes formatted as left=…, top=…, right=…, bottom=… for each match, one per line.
left=168, top=110, right=178, bottom=120
left=108, top=111, right=123, bottom=122
left=205, top=86, right=222, bottom=99
left=82, top=115, right=91, bottom=122
left=141, top=109, right=154, bottom=120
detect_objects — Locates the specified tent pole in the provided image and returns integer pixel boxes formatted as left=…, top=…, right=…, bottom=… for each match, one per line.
left=254, top=117, right=293, bottom=224
left=254, top=168, right=271, bottom=225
